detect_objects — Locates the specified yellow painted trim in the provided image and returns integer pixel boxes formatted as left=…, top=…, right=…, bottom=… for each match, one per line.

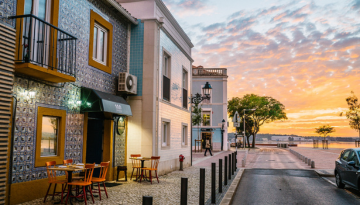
left=35, top=107, right=66, bottom=167
left=82, top=113, right=88, bottom=163
left=103, top=119, right=114, bottom=181
left=14, top=63, right=76, bottom=83
left=6, top=99, right=13, bottom=205
left=89, top=10, right=113, bottom=74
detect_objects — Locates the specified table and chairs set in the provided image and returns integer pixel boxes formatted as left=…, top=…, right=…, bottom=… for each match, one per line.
left=43, top=156, right=160, bottom=204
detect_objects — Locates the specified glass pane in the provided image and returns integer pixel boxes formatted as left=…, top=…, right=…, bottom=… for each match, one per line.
left=93, top=27, right=98, bottom=59
left=163, top=123, right=167, bottom=143
left=24, top=0, right=33, bottom=15
left=41, top=116, right=58, bottom=156
left=38, top=0, right=47, bottom=20
left=164, top=57, right=168, bottom=76
left=203, top=112, right=210, bottom=126
left=100, top=31, right=105, bottom=62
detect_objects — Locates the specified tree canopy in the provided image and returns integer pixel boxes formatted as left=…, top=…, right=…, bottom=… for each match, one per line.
left=228, top=94, right=288, bottom=147
left=315, top=125, right=335, bottom=138
left=340, top=91, right=360, bottom=139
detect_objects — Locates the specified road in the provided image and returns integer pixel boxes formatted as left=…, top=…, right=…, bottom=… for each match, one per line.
left=231, top=148, right=360, bottom=205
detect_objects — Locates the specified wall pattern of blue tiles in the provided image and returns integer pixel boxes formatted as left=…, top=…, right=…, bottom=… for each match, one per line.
left=129, top=19, right=144, bottom=96
left=0, top=0, right=16, bottom=28
left=11, top=0, right=130, bottom=183
left=159, top=30, right=191, bottom=108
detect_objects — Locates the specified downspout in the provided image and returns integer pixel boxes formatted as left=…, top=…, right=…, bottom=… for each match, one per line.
left=8, top=96, right=17, bottom=204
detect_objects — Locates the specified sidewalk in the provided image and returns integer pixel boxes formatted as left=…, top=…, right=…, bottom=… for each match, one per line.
left=192, top=150, right=247, bottom=168
left=290, top=147, right=342, bottom=169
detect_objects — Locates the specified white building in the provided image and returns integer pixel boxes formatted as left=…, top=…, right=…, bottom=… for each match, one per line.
left=118, top=0, right=194, bottom=174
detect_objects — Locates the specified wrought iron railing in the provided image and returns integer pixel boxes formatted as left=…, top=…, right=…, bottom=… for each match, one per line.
left=9, top=14, right=77, bottom=77
left=192, top=68, right=227, bottom=76
left=163, top=75, right=170, bottom=101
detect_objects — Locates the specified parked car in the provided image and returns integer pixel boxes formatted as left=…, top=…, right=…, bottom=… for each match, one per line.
left=335, top=148, right=360, bottom=189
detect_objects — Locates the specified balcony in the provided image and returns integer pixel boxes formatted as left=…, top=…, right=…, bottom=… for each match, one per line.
left=9, top=14, right=77, bottom=83
left=192, top=68, right=227, bottom=77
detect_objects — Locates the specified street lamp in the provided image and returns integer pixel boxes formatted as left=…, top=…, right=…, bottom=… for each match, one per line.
left=191, top=82, right=212, bottom=166
left=221, top=119, right=225, bottom=151
left=243, top=109, right=256, bottom=148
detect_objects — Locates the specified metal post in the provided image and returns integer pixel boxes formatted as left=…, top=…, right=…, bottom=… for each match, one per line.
left=228, top=154, right=231, bottom=180
left=199, top=168, right=205, bottom=205
left=232, top=153, right=235, bottom=175
left=224, top=156, right=228, bottom=185
left=211, top=163, right=216, bottom=204
left=143, top=196, right=153, bottom=205
left=181, top=177, right=188, bottom=205
left=219, top=159, right=223, bottom=193
left=235, top=151, right=237, bottom=171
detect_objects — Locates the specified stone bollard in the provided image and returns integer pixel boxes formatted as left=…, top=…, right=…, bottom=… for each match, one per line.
left=311, top=161, right=315, bottom=168
left=308, top=158, right=311, bottom=166
left=242, top=159, right=245, bottom=167
left=305, top=157, right=307, bottom=164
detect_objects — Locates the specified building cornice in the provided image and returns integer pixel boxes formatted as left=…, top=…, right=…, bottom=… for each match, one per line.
left=107, top=0, right=138, bottom=25
left=161, top=27, right=194, bottom=63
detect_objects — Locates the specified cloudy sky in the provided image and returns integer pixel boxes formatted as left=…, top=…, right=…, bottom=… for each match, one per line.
left=163, top=0, right=360, bottom=137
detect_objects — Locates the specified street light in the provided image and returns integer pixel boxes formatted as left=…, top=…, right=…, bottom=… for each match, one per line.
left=243, top=109, right=256, bottom=148
left=191, top=82, right=212, bottom=165
left=221, top=119, right=225, bottom=151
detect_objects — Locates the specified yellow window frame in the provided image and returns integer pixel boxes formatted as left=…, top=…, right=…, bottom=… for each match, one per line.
left=35, top=107, right=66, bottom=167
left=89, top=10, right=113, bottom=74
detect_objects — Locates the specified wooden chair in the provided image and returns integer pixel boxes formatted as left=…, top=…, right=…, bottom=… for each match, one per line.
left=63, top=159, right=84, bottom=181
left=140, top=156, right=160, bottom=184
left=65, top=164, right=95, bottom=205
left=91, top=161, right=110, bottom=200
left=130, top=154, right=142, bottom=180
left=44, top=161, right=67, bottom=203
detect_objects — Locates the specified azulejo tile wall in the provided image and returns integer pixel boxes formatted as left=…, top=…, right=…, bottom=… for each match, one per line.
left=129, top=19, right=144, bottom=96
left=0, top=0, right=16, bottom=28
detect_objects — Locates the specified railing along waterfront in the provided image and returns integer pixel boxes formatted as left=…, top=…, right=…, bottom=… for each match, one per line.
left=192, top=68, right=227, bottom=76
left=9, top=14, right=77, bottom=77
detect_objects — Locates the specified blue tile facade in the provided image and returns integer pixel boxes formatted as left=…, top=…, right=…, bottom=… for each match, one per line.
left=9, top=0, right=130, bottom=184
left=0, top=0, right=16, bottom=28
left=129, top=19, right=144, bottom=96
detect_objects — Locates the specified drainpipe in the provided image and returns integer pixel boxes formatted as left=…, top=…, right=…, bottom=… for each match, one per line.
left=8, top=96, right=17, bottom=204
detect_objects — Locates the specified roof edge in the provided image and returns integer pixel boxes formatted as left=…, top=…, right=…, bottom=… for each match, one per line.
left=106, top=0, right=138, bottom=25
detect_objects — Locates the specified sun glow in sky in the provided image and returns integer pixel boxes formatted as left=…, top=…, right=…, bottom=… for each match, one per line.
left=163, top=0, right=360, bottom=137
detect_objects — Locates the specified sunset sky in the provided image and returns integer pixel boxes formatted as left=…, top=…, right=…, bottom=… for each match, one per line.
left=163, top=0, right=360, bottom=137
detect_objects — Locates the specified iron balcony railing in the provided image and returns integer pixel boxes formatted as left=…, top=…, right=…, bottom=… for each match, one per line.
left=192, top=68, right=227, bottom=76
left=9, top=14, right=77, bottom=77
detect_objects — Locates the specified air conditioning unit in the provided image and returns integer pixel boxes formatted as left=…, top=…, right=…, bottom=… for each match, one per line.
left=118, top=72, right=137, bottom=95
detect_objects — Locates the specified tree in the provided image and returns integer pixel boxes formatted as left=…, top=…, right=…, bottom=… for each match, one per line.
left=340, top=91, right=360, bottom=139
left=315, top=125, right=335, bottom=139
left=228, top=94, right=287, bottom=148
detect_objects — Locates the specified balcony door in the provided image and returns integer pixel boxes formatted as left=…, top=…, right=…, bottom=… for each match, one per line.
left=23, top=0, right=52, bottom=67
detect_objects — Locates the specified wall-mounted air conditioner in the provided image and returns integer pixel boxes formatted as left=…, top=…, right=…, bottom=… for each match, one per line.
left=118, top=72, right=137, bottom=95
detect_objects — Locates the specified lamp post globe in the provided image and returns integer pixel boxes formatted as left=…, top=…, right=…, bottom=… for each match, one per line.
left=202, top=82, right=212, bottom=97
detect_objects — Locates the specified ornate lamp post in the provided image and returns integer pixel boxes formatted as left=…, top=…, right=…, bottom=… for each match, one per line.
left=191, top=82, right=212, bottom=165
left=221, top=119, right=225, bottom=151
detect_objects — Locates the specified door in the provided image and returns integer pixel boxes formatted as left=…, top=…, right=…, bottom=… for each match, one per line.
left=86, top=118, right=104, bottom=177
left=338, top=150, right=350, bottom=181
left=345, top=150, right=359, bottom=187
left=201, top=132, right=212, bottom=149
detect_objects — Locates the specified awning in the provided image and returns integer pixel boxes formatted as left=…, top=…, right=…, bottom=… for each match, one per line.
left=80, top=87, right=132, bottom=116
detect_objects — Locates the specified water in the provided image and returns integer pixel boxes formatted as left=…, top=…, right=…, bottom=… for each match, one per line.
left=257, top=141, right=358, bottom=149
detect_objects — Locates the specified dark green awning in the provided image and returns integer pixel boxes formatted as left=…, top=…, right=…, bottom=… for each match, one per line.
left=80, top=87, right=132, bottom=116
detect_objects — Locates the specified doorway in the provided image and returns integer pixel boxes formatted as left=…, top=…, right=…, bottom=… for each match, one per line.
left=201, top=132, right=212, bottom=150
left=86, top=118, right=104, bottom=177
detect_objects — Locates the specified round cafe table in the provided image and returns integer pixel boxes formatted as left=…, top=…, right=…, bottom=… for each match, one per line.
left=129, top=157, right=151, bottom=181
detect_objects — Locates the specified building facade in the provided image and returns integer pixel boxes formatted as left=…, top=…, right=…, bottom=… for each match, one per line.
left=119, top=0, right=194, bottom=174
left=192, top=66, right=228, bottom=151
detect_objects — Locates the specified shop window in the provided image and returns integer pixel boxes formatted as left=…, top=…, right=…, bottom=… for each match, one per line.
left=182, top=124, right=188, bottom=146
left=202, top=111, right=211, bottom=126
left=35, top=107, right=66, bottom=167
left=162, top=50, right=171, bottom=101
left=89, top=10, right=113, bottom=74
left=162, top=120, right=170, bottom=147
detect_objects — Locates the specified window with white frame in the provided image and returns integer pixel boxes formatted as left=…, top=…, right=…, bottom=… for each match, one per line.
left=182, top=125, right=188, bottom=145
left=93, top=23, right=108, bottom=65
left=201, top=84, right=211, bottom=104
left=202, top=111, right=211, bottom=126
left=162, top=51, right=171, bottom=101
left=162, top=121, right=170, bottom=147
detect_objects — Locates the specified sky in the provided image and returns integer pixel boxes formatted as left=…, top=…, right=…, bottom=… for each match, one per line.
left=163, top=0, right=360, bottom=137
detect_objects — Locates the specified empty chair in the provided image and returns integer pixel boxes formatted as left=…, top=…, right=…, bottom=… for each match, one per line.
left=44, top=161, right=67, bottom=203
left=140, top=156, right=160, bottom=184
left=91, top=161, right=110, bottom=200
left=130, top=154, right=142, bottom=180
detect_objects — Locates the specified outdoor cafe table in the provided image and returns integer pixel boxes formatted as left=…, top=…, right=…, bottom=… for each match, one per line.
left=129, top=157, right=151, bottom=181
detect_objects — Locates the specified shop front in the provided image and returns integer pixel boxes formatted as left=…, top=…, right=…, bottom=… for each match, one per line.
left=80, top=88, right=132, bottom=181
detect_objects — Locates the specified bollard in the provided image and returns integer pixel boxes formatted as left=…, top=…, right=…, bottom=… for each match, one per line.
left=305, top=157, right=307, bottom=164
left=235, top=151, right=237, bottom=171
left=211, top=163, right=216, bottom=204
left=308, top=158, right=311, bottom=166
left=143, top=196, right=153, bottom=205
left=228, top=154, right=231, bottom=180
left=224, top=156, right=228, bottom=185
left=242, top=159, right=245, bottom=167
left=199, top=168, right=205, bottom=205
left=180, top=178, right=188, bottom=205
left=219, top=159, right=223, bottom=193
left=311, top=161, right=315, bottom=168
left=232, top=153, right=235, bottom=175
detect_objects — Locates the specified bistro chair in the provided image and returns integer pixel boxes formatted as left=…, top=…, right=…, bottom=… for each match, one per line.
left=91, top=161, right=110, bottom=200
left=44, top=161, right=68, bottom=203
left=140, top=156, right=160, bottom=184
left=65, top=163, right=95, bottom=205
left=130, top=154, right=142, bottom=180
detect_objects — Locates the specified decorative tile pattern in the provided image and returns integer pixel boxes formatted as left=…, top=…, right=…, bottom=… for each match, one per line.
left=0, top=0, right=16, bottom=27
left=129, top=20, right=144, bottom=96
left=114, top=130, right=126, bottom=167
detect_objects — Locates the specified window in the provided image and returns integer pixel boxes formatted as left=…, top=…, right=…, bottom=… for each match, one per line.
left=93, top=23, right=108, bottom=65
left=35, top=106, right=66, bottom=167
left=341, top=150, right=350, bottom=161
left=162, top=50, right=171, bottom=101
left=202, top=111, right=211, bottom=126
left=201, top=84, right=211, bottom=104
left=162, top=121, right=170, bottom=147
left=182, top=124, right=188, bottom=146
left=182, top=69, right=188, bottom=108
left=89, top=10, right=113, bottom=74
